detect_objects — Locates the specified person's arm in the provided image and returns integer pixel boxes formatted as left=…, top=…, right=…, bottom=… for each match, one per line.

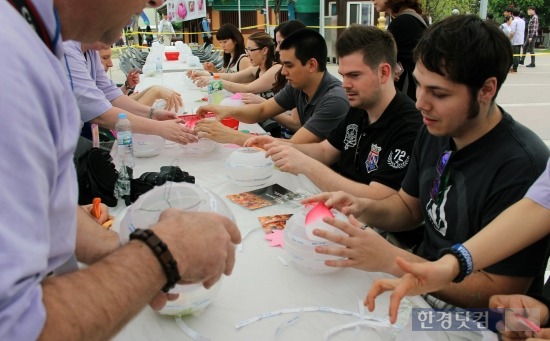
left=197, top=97, right=285, bottom=123
left=40, top=210, right=241, bottom=341
left=222, top=64, right=282, bottom=95
left=194, top=67, right=257, bottom=88
left=130, top=86, right=183, bottom=112
left=89, top=107, right=197, bottom=144
left=194, top=119, right=250, bottom=145
left=366, top=197, right=550, bottom=323
left=274, top=108, right=301, bottom=133
left=314, top=215, right=534, bottom=316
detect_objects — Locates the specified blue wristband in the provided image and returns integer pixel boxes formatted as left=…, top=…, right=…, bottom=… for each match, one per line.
left=438, top=243, right=473, bottom=283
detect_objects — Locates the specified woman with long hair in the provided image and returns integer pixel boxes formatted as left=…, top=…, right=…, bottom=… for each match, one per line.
left=203, top=23, right=251, bottom=73
left=193, top=31, right=282, bottom=102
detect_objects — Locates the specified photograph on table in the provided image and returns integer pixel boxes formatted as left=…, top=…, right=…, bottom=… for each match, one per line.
left=226, top=184, right=299, bottom=210
left=258, top=214, right=293, bottom=233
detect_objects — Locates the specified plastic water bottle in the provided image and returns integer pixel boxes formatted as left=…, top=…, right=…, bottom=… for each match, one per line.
left=209, top=75, right=224, bottom=105
left=115, top=113, right=135, bottom=168
left=155, top=54, right=163, bottom=76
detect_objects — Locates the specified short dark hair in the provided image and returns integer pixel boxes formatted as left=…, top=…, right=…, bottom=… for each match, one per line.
left=528, top=6, right=536, bottom=12
left=279, top=28, right=327, bottom=72
left=513, top=8, right=520, bottom=16
left=216, top=24, right=246, bottom=69
left=335, top=24, right=397, bottom=72
left=413, top=15, right=511, bottom=103
left=486, top=13, right=494, bottom=20
left=274, top=20, right=307, bottom=39
left=387, top=0, right=422, bottom=15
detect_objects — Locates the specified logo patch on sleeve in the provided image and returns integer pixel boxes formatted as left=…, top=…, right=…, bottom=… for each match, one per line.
left=387, top=149, right=410, bottom=169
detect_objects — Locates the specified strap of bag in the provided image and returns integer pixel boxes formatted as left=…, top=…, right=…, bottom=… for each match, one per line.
left=399, top=9, right=428, bottom=28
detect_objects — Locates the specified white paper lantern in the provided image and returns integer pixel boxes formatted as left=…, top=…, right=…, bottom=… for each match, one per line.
left=180, top=137, right=217, bottom=155
left=133, top=134, right=164, bottom=158
left=284, top=207, right=347, bottom=275
left=225, top=147, right=274, bottom=187
left=119, top=183, right=234, bottom=315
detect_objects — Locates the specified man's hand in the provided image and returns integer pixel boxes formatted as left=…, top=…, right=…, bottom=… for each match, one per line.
left=194, top=119, right=241, bottom=144
left=314, top=214, right=399, bottom=273
left=302, top=191, right=367, bottom=217
left=81, top=203, right=112, bottom=225
left=158, top=120, right=198, bottom=144
left=264, top=143, right=309, bottom=175
left=243, top=135, right=277, bottom=149
left=366, top=255, right=460, bottom=324
left=151, top=209, right=241, bottom=289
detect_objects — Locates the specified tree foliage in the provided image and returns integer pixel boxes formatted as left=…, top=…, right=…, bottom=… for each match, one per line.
left=421, top=0, right=550, bottom=27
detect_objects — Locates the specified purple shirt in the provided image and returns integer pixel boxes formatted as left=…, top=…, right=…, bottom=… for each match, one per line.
left=526, top=159, right=550, bottom=208
left=63, top=41, right=123, bottom=122
left=0, top=1, right=80, bottom=339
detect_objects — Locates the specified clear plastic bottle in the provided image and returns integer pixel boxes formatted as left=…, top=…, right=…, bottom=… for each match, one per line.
left=115, top=113, right=135, bottom=168
left=209, top=75, right=224, bottom=105
left=155, top=54, right=163, bottom=76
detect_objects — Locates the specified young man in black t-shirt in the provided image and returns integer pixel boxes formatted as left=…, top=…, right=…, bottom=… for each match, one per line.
left=306, top=15, right=550, bottom=310
left=245, top=25, right=422, bottom=200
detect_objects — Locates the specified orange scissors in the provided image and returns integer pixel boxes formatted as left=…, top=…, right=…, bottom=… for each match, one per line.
left=92, top=198, right=113, bottom=229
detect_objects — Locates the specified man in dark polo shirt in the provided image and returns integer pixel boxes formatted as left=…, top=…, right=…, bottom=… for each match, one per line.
left=197, top=29, right=349, bottom=144
left=245, top=25, right=422, bottom=199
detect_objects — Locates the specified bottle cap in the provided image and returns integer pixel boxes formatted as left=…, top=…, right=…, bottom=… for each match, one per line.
left=213, top=75, right=221, bottom=79
left=118, top=113, right=127, bottom=119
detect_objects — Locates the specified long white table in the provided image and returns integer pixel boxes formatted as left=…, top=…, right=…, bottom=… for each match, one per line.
left=111, top=72, right=498, bottom=341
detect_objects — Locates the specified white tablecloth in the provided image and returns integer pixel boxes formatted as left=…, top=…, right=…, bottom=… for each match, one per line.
left=107, top=141, right=497, bottom=341
left=112, top=71, right=498, bottom=341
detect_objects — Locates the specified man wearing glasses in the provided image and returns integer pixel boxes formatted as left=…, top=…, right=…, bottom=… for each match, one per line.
left=244, top=25, right=421, bottom=203
left=197, top=28, right=349, bottom=144
left=306, top=15, right=550, bottom=310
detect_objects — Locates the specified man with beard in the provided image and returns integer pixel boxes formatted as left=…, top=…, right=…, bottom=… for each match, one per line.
left=304, top=15, right=550, bottom=310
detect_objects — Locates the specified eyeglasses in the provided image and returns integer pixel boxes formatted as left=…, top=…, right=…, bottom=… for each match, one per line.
left=245, top=47, right=261, bottom=54
left=430, top=150, right=452, bottom=204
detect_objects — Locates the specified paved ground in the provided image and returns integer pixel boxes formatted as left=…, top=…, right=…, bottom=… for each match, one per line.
left=107, top=51, right=550, bottom=143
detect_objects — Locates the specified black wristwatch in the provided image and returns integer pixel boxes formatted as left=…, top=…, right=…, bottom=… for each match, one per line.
left=129, top=228, right=181, bottom=292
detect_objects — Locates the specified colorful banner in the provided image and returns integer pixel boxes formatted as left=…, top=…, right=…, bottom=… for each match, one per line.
left=166, top=0, right=206, bottom=22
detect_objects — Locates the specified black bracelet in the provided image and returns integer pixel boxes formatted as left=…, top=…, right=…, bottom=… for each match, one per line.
left=438, top=243, right=473, bottom=283
left=129, top=228, right=181, bottom=292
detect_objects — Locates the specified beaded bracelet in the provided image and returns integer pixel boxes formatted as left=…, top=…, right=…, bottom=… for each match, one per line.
left=438, top=243, right=473, bottom=283
left=129, top=228, right=181, bottom=292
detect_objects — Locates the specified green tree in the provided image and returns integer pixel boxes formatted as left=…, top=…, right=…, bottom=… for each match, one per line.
left=421, top=0, right=478, bottom=23
left=488, top=0, right=550, bottom=27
